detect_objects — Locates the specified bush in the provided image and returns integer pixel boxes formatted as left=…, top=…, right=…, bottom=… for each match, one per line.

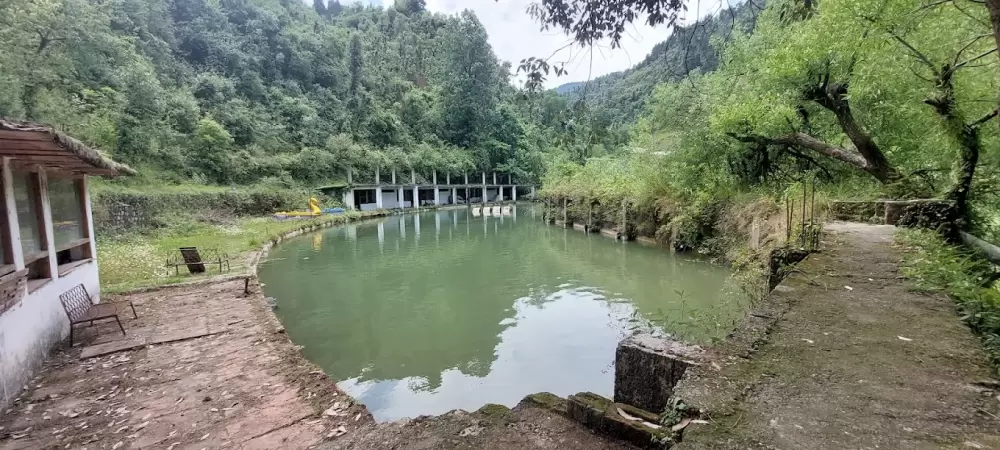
left=898, top=229, right=1000, bottom=374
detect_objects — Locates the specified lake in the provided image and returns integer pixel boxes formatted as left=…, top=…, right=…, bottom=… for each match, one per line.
left=258, top=204, right=743, bottom=421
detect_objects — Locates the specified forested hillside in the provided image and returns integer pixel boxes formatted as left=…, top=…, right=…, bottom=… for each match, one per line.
left=0, top=0, right=549, bottom=187
left=542, top=0, right=998, bottom=242
left=555, top=1, right=761, bottom=123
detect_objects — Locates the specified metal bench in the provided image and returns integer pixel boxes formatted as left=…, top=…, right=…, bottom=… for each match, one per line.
left=167, top=247, right=231, bottom=275
left=59, top=284, right=137, bottom=347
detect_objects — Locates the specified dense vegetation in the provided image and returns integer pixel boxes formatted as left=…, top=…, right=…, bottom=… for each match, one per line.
left=0, top=0, right=556, bottom=188
left=542, top=0, right=999, bottom=242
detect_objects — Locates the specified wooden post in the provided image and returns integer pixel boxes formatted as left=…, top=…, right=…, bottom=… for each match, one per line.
left=800, top=182, right=807, bottom=247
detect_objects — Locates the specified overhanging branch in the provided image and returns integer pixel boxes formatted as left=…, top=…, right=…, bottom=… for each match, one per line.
left=727, top=131, right=870, bottom=170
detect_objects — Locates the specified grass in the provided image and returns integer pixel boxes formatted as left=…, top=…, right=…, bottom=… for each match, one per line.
left=97, top=210, right=380, bottom=293
left=897, top=228, right=1000, bottom=374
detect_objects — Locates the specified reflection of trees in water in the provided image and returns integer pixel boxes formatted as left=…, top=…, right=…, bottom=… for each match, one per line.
left=262, top=206, right=739, bottom=394
left=266, top=209, right=548, bottom=389
left=527, top=224, right=743, bottom=343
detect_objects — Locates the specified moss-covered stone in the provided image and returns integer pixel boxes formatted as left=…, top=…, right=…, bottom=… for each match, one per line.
left=475, top=403, right=511, bottom=418
left=517, top=392, right=567, bottom=415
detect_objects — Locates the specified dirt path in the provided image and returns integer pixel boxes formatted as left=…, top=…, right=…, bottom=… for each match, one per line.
left=674, top=222, right=1000, bottom=449
left=0, top=279, right=373, bottom=450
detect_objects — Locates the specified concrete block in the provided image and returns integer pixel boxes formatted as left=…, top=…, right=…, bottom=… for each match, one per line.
left=567, top=392, right=670, bottom=449
left=615, top=333, right=703, bottom=413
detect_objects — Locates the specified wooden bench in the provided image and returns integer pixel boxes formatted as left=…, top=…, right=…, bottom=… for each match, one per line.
left=59, top=284, right=137, bottom=347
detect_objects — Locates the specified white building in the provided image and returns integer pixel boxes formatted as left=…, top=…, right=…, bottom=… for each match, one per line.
left=0, top=120, right=134, bottom=406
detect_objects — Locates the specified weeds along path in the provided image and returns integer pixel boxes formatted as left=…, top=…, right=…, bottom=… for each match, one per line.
left=675, top=222, right=1000, bottom=449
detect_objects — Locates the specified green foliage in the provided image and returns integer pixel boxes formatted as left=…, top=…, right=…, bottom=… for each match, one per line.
left=898, top=229, right=1000, bottom=373
left=0, top=0, right=554, bottom=187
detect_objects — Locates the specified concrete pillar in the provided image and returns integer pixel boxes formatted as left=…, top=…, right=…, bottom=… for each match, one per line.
left=482, top=172, right=487, bottom=204
left=375, top=167, right=381, bottom=185
left=391, top=169, right=397, bottom=185
left=446, top=174, right=451, bottom=185
left=432, top=171, right=437, bottom=185
left=464, top=173, right=468, bottom=184
left=493, top=172, right=497, bottom=185
left=614, top=333, right=704, bottom=413
left=411, top=169, right=416, bottom=185
left=451, top=187, right=457, bottom=205
left=397, top=187, right=404, bottom=208
left=413, top=186, right=419, bottom=208
left=343, top=189, right=354, bottom=210
left=347, top=167, right=353, bottom=185
left=512, top=186, right=517, bottom=202
left=433, top=187, right=440, bottom=205
left=375, top=188, right=383, bottom=209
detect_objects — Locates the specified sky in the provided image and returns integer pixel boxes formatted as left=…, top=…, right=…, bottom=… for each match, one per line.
left=343, top=0, right=728, bottom=89
left=422, top=0, right=728, bottom=89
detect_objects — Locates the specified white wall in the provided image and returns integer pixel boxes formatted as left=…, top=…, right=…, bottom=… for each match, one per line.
left=382, top=190, right=400, bottom=209
left=0, top=160, right=101, bottom=407
left=438, top=189, right=451, bottom=205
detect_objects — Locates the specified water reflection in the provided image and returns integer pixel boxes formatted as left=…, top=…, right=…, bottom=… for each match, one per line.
left=259, top=205, right=741, bottom=421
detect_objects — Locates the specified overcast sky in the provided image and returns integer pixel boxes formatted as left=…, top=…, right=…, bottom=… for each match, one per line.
left=347, top=0, right=728, bottom=89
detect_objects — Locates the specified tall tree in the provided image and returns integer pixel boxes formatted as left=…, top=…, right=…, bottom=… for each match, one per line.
left=312, top=0, right=326, bottom=16
left=438, top=11, right=500, bottom=153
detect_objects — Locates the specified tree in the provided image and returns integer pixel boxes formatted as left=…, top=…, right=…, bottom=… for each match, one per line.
left=395, top=0, right=425, bottom=15
left=312, top=0, right=326, bottom=17
left=438, top=11, right=500, bottom=151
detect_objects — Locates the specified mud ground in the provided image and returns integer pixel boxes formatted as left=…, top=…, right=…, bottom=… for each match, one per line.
left=673, top=222, right=1000, bottom=449
left=0, top=279, right=372, bottom=450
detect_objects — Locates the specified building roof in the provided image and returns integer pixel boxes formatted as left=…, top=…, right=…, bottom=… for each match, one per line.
left=0, top=119, right=136, bottom=177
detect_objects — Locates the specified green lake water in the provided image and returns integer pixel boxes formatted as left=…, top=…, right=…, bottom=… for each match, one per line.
left=258, top=204, right=743, bottom=421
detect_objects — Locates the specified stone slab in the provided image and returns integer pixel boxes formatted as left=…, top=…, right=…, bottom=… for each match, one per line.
left=567, top=392, right=670, bottom=449
left=614, top=333, right=703, bottom=413
left=79, top=336, right=148, bottom=359
left=79, top=320, right=217, bottom=359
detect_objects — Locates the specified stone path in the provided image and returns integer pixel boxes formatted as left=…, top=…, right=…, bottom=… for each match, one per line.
left=673, top=222, right=1000, bottom=449
left=0, top=279, right=371, bottom=450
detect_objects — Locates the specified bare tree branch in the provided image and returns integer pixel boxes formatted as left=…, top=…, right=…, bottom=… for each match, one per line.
left=728, top=132, right=871, bottom=170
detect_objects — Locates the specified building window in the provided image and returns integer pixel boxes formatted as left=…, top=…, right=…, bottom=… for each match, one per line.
left=12, top=171, right=50, bottom=289
left=13, top=172, right=44, bottom=258
left=356, top=190, right=376, bottom=204
left=48, top=177, right=92, bottom=274
left=0, top=178, right=11, bottom=276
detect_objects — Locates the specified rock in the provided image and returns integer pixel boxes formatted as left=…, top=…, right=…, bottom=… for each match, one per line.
left=614, top=333, right=703, bottom=413
left=516, top=392, right=567, bottom=415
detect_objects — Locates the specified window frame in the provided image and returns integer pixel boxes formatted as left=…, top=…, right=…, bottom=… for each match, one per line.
left=11, top=170, right=52, bottom=292
left=0, top=170, right=14, bottom=277
left=50, top=177, right=92, bottom=276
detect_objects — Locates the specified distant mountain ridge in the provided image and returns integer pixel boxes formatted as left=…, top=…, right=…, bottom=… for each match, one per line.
left=553, top=81, right=586, bottom=95
left=552, top=1, right=759, bottom=122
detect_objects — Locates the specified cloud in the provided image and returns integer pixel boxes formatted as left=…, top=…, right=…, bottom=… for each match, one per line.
left=425, top=0, right=726, bottom=89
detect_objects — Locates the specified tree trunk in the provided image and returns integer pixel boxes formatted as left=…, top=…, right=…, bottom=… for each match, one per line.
left=807, top=81, right=902, bottom=183
left=985, top=0, right=1000, bottom=130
